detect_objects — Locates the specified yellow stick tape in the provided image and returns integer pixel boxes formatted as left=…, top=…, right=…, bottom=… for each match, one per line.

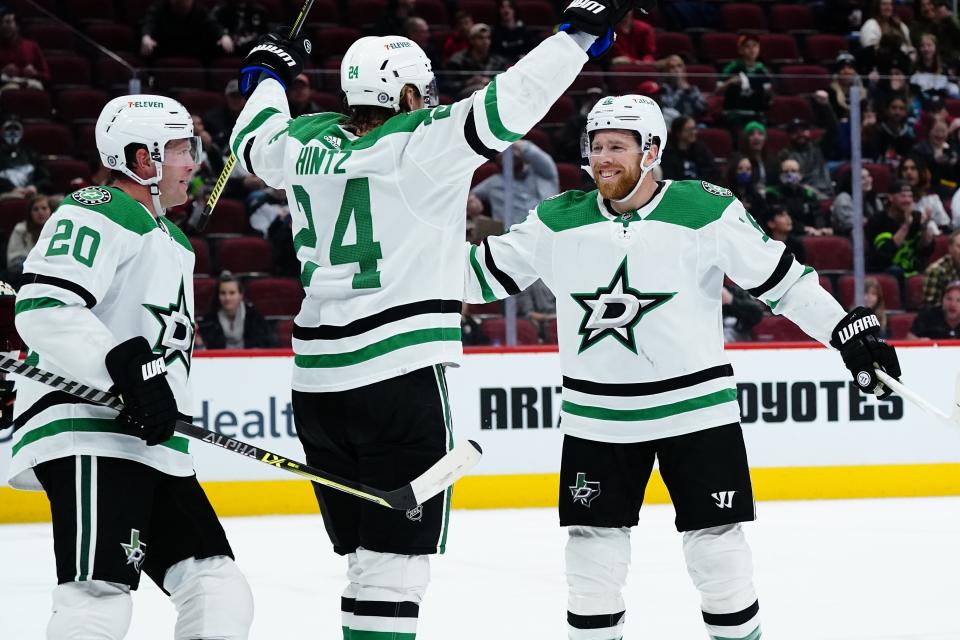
left=4, top=464, right=960, bottom=524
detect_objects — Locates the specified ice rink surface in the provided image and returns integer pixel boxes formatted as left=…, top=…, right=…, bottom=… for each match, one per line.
left=3, top=497, right=960, bottom=639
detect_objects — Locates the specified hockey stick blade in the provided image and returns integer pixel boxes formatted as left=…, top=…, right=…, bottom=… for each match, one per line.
left=875, top=369, right=960, bottom=428
left=0, top=355, right=481, bottom=509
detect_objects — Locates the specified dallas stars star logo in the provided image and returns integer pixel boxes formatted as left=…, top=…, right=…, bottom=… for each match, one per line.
left=120, top=528, right=147, bottom=572
left=571, top=258, right=675, bottom=354
left=143, top=278, right=194, bottom=371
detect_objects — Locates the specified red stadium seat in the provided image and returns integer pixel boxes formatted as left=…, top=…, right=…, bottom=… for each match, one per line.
left=216, top=237, right=274, bottom=275
left=515, top=1, right=555, bottom=27
left=557, top=163, right=585, bottom=192
left=472, top=162, right=499, bottom=187
left=346, top=0, right=387, bottom=28
left=245, top=278, right=304, bottom=317
left=56, top=89, right=109, bottom=124
left=764, top=128, right=789, bottom=156
left=95, top=54, right=141, bottom=91
left=468, top=301, right=503, bottom=316
left=311, top=91, right=344, bottom=113
left=85, top=23, right=135, bottom=52
left=751, top=315, right=815, bottom=341
left=545, top=317, right=557, bottom=344
left=190, top=238, right=211, bottom=276
left=1, top=89, right=52, bottom=121
left=569, top=63, right=607, bottom=94
left=837, top=274, right=902, bottom=310
left=304, top=0, right=340, bottom=25
left=315, top=26, right=361, bottom=60
left=46, top=158, right=91, bottom=193
left=23, top=123, right=75, bottom=156
left=151, top=57, right=207, bottom=91
left=805, top=35, right=849, bottom=66
left=770, top=4, right=816, bottom=34
left=66, top=0, right=116, bottom=23
left=697, top=128, right=733, bottom=162
left=27, top=21, right=75, bottom=52
left=415, top=0, right=448, bottom=26
left=46, top=54, right=92, bottom=88
left=457, top=0, right=500, bottom=26
left=720, top=4, right=768, bottom=33
left=203, top=198, right=249, bottom=236
left=757, top=33, right=801, bottom=65
left=275, top=318, right=295, bottom=348
left=684, top=64, right=717, bottom=94
left=929, top=234, right=952, bottom=266
left=888, top=313, right=916, bottom=339
left=835, top=163, right=892, bottom=196
left=766, top=96, right=814, bottom=127
left=542, top=95, right=575, bottom=126
left=524, top=127, right=553, bottom=156
left=193, top=276, right=216, bottom=318
left=819, top=275, right=835, bottom=297
left=800, top=236, right=853, bottom=272
left=176, top=90, right=225, bottom=117
left=0, top=198, right=27, bottom=238
left=779, top=65, right=831, bottom=95
left=654, top=32, right=695, bottom=59
left=699, top=33, right=740, bottom=65
left=905, top=275, right=925, bottom=310
left=479, top=317, right=540, bottom=345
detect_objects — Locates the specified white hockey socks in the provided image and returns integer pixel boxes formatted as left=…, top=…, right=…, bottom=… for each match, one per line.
left=342, top=547, right=429, bottom=639
left=565, top=526, right=631, bottom=640
left=683, top=524, right=761, bottom=640
left=48, top=580, right=132, bottom=640
left=163, top=555, right=254, bottom=640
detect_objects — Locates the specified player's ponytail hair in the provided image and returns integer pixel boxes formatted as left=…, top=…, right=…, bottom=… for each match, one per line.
left=342, top=84, right=423, bottom=135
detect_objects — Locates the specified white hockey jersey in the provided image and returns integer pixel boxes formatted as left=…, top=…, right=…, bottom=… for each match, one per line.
left=229, top=32, right=589, bottom=392
left=465, top=180, right=847, bottom=443
left=9, top=186, right=196, bottom=490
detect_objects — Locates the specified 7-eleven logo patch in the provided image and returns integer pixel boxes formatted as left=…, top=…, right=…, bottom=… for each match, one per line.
left=569, top=472, right=601, bottom=507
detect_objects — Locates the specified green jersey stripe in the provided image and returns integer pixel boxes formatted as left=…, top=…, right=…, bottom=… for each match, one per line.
left=483, top=79, right=522, bottom=143
left=12, top=418, right=190, bottom=456
left=232, top=107, right=281, bottom=157
left=294, top=328, right=461, bottom=368
left=15, top=296, right=66, bottom=314
left=348, top=631, right=416, bottom=640
left=711, top=625, right=762, bottom=640
left=562, top=388, right=738, bottom=422
left=78, top=455, right=92, bottom=581
left=469, top=245, right=496, bottom=302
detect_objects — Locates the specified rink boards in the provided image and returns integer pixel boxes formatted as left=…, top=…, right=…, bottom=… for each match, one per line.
left=3, top=342, right=960, bottom=523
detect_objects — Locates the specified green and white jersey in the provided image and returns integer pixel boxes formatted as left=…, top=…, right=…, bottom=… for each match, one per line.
left=230, top=32, right=589, bottom=392
left=465, top=180, right=846, bottom=443
left=9, top=186, right=196, bottom=490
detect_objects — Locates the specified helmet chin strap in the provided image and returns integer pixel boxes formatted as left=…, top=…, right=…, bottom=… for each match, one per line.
left=612, top=157, right=658, bottom=206
left=149, top=183, right=164, bottom=218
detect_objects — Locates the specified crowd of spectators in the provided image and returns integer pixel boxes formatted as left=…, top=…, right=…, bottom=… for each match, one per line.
left=4, top=0, right=960, bottom=347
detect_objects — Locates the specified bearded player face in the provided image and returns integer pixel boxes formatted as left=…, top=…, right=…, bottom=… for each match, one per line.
left=589, top=130, right=645, bottom=200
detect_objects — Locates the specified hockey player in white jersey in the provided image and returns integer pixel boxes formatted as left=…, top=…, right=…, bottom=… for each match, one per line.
left=465, top=95, right=901, bottom=640
left=227, top=1, right=637, bottom=636
left=9, top=96, right=253, bottom=640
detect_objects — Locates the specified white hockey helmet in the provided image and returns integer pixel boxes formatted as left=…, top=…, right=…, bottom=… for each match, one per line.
left=341, top=36, right=437, bottom=112
left=582, top=94, right=667, bottom=202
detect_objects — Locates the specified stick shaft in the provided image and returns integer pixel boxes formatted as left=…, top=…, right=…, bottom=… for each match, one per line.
left=876, top=369, right=955, bottom=424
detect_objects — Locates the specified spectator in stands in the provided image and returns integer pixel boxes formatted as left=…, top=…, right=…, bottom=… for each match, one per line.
left=866, top=179, right=934, bottom=277
left=914, top=117, right=960, bottom=199
left=897, top=155, right=951, bottom=232
left=443, top=10, right=474, bottom=64
left=405, top=17, right=441, bottom=71
left=375, top=0, right=416, bottom=37
left=863, top=95, right=917, bottom=165
left=922, top=229, right=960, bottom=305
left=718, top=35, right=772, bottom=129
left=860, top=0, right=915, bottom=62
left=213, top=0, right=269, bottom=56
left=5, top=193, right=49, bottom=279
left=204, top=79, right=245, bottom=153
left=471, top=140, right=558, bottom=229
left=460, top=304, right=490, bottom=346
left=913, top=0, right=960, bottom=70
left=288, top=73, right=321, bottom=118
left=192, top=113, right=225, bottom=177
left=660, top=115, right=717, bottom=183
left=721, top=283, right=764, bottom=343
left=765, top=157, right=828, bottom=236
left=724, top=154, right=768, bottom=221
left=248, top=187, right=289, bottom=237
left=737, top=121, right=776, bottom=186
left=516, top=279, right=556, bottom=341
left=0, top=5, right=48, bottom=87
left=832, top=167, right=885, bottom=235
left=610, top=9, right=656, bottom=64
left=656, top=55, right=706, bottom=127
left=0, top=117, right=50, bottom=197
left=762, top=200, right=806, bottom=262
left=778, top=116, right=835, bottom=198
left=492, top=0, right=534, bottom=63
left=829, top=53, right=867, bottom=122
left=141, top=0, right=234, bottom=62
left=446, top=23, right=509, bottom=99
left=909, top=279, right=960, bottom=337
left=199, top=272, right=275, bottom=349
left=862, top=277, right=891, bottom=336
left=911, top=33, right=959, bottom=97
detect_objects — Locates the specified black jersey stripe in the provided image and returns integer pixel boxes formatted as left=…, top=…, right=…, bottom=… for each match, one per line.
left=242, top=135, right=256, bottom=174
left=352, top=600, right=420, bottom=619
left=747, top=247, right=795, bottom=298
left=482, top=238, right=520, bottom=295
left=12, top=390, right=98, bottom=430
left=341, top=597, right=355, bottom=613
left=563, top=364, right=734, bottom=397
left=21, top=273, right=97, bottom=309
left=702, top=600, right=760, bottom=627
left=464, top=107, right=499, bottom=160
left=293, top=299, right=462, bottom=341
left=567, top=610, right=625, bottom=630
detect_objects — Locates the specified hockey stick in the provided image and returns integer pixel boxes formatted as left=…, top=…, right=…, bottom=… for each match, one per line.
left=197, top=0, right=317, bottom=231
left=875, top=369, right=960, bottom=429
left=0, top=355, right=482, bottom=510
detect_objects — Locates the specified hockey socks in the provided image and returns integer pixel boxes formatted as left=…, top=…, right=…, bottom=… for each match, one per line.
left=340, top=549, right=428, bottom=640
left=703, top=600, right=761, bottom=640
left=567, top=610, right=625, bottom=640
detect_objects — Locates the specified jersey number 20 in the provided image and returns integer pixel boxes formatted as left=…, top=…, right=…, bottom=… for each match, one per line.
left=45, top=219, right=101, bottom=267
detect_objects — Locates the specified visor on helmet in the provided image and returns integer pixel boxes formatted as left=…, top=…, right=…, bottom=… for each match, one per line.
left=162, top=136, right=202, bottom=168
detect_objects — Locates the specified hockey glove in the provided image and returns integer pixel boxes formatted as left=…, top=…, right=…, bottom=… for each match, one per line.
left=105, top=337, right=178, bottom=446
left=561, top=0, right=634, bottom=37
left=829, top=306, right=902, bottom=399
left=239, top=33, right=311, bottom=98
left=558, top=23, right=616, bottom=57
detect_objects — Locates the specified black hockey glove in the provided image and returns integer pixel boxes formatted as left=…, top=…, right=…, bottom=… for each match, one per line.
left=105, top=337, right=178, bottom=446
left=239, top=33, right=311, bottom=98
left=560, top=0, right=634, bottom=37
left=829, top=306, right=902, bottom=399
